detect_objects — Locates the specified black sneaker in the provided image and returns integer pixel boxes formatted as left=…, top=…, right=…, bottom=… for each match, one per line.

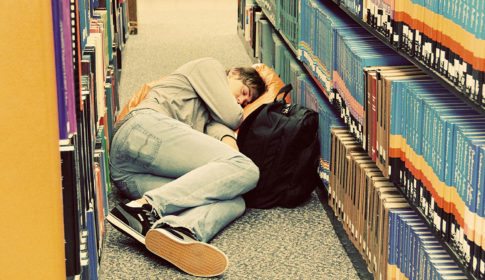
left=106, top=202, right=160, bottom=244
left=145, top=224, right=229, bottom=277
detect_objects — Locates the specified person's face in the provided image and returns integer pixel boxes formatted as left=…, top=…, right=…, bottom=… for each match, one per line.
left=227, top=71, right=253, bottom=107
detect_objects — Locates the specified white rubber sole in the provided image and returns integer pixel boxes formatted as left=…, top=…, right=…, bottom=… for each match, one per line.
left=145, top=228, right=229, bottom=277
left=106, top=213, right=145, bottom=245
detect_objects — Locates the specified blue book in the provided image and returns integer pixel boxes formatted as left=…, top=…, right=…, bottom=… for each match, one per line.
left=289, top=60, right=303, bottom=102
left=90, top=0, right=99, bottom=14
left=422, top=99, right=466, bottom=186
left=425, top=248, right=456, bottom=280
left=86, top=207, right=99, bottom=280
left=405, top=83, right=449, bottom=172
left=479, top=145, right=485, bottom=219
left=455, top=128, right=485, bottom=220
left=406, top=222, right=428, bottom=279
left=299, top=0, right=316, bottom=56
left=421, top=245, right=444, bottom=280
left=444, top=118, right=485, bottom=187
left=273, top=33, right=284, bottom=79
left=397, top=213, right=421, bottom=274
left=310, top=76, right=344, bottom=185
left=311, top=0, right=358, bottom=93
left=417, top=236, right=441, bottom=280
left=441, top=275, right=469, bottom=280
left=411, top=228, right=435, bottom=280
left=260, top=19, right=275, bottom=69
left=341, top=0, right=364, bottom=19
left=431, top=108, right=470, bottom=184
left=78, top=0, right=89, bottom=50
left=460, top=130, right=485, bottom=204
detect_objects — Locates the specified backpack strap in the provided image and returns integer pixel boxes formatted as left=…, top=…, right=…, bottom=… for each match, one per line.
left=273, top=83, right=293, bottom=103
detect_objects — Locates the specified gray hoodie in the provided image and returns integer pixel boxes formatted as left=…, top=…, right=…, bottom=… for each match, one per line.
left=136, top=57, right=243, bottom=140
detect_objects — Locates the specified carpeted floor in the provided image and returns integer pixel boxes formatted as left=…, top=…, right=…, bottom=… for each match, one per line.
left=98, top=1, right=371, bottom=279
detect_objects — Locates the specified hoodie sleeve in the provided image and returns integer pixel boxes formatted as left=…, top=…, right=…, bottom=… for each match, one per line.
left=175, top=57, right=244, bottom=131
left=205, top=121, right=237, bottom=141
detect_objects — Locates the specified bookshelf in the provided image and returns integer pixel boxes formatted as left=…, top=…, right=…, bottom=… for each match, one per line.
left=237, top=0, right=484, bottom=279
left=0, top=1, right=133, bottom=279
left=330, top=0, right=485, bottom=118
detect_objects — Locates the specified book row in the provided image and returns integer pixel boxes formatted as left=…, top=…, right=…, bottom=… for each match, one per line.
left=296, top=75, right=344, bottom=187
left=53, top=0, right=130, bottom=278
left=56, top=0, right=127, bottom=143
left=242, top=7, right=346, bottom=188
left=378, top=70, right=485, bottom=278
left=329, top=128, right=469, bottom=280
left=299, top=0, right=410, bottom=136
left=61, top=91, right=110, bottom=279
left=362, top=0, right=485, bottom=107
left=257, top=0, right=485, bottom=110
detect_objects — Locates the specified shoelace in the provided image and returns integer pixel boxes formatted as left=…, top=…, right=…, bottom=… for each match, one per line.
left=142, top=206, right=161, bottom=226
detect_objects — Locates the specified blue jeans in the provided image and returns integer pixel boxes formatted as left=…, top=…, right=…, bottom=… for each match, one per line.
left=109, top=109, right=259, bottom=242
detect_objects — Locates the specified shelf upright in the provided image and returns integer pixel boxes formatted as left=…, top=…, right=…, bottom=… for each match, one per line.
left=0, top=1, right=66, bottom=279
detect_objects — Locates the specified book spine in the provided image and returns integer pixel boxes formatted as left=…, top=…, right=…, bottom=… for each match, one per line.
left=86, top=207, right=99, bottom=280
left=60, top=145, right=82, bottom=277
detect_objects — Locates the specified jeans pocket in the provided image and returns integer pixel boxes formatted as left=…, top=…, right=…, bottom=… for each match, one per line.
left=117, top=123, right=162, bottom=169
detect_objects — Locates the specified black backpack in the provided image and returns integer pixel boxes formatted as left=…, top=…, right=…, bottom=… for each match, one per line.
left=237, top=84, right=320, bottom=209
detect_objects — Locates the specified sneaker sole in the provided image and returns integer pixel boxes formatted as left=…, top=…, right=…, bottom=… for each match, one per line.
left=145, top=229, right=229, bottom=277
left=106, top=213, right=145, bottom=245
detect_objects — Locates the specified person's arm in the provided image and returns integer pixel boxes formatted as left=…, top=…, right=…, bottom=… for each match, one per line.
left=177, top=57, right=244, bottom=130
left=221, top=135, right=239, bottom=151
left=205, top=121, right=238, bottom=151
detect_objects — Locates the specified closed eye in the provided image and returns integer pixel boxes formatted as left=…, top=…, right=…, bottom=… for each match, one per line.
left=242, top=86, right=252, bottom=100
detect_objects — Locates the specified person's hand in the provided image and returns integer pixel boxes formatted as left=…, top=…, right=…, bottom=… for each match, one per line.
left=221, top=136, right=239, bottom=151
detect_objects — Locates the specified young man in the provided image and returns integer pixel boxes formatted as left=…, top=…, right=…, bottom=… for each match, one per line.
left=107, top=57, right=267, bottom=277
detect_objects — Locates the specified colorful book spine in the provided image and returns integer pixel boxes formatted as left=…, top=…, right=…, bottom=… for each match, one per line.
left=52, top=0, right=78, bottom=141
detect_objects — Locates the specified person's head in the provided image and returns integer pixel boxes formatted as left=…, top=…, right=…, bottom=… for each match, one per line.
left=226, top=67, right=267, bottom=107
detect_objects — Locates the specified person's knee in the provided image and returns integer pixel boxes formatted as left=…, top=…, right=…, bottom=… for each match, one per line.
left=232, top=196, right=247, bottom=218
left=246, top=160, right=260, bottom=187
left=231, top=154, right=260, bottom=191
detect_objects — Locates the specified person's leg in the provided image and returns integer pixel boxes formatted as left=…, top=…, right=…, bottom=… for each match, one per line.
left=108, top=110, right=257, bottom=276
left=110, top=173, right=175, bottom=200
left=110, top=110, right=259, bottom=216
left=144, top=197, right=246, bottom=277
left=154, top=196, right=246, bottom=243
left=105, top=172, right=174, bottom=243
left=108, top=172, right=245, bottom=240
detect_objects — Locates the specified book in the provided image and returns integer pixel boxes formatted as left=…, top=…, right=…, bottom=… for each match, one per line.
left=60, top=144, right=82, bottom=277
left=52, top=0, right=78, bottom=141
left=86, top=207, right=99, bottom=280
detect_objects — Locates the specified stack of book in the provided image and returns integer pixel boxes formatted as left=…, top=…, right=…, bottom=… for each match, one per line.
left=363, top=0, right=484, bottom=110
left=54, top=0, right=130, bottom=278
left=297, top=75, right=344, bottom=189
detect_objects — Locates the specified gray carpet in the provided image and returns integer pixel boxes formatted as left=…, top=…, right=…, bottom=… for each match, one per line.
left=99, top=1, right=367, bottom=279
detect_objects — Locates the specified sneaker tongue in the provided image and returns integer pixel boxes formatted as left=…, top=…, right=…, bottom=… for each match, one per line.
left=141, top=204, right=160, bottom=225
left=126, top=200, right=145, bottom=208
left=141, top=203, right=153, bottom=211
